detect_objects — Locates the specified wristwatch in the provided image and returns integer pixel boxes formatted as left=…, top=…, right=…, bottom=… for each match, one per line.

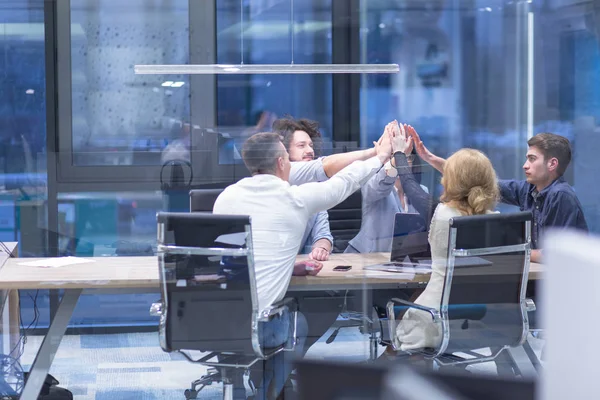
left=385, top=161, right=398, bottom=178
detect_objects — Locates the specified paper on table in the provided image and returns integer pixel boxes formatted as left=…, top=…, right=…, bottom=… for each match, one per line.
left=18, top=256, right=96, bottom=268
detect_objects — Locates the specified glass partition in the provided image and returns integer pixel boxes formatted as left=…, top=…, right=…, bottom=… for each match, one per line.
left=2, top=0, right=600, bottom=398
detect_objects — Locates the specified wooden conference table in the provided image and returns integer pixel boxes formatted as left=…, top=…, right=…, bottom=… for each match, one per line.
left=0, top=252, right=543, bottom=399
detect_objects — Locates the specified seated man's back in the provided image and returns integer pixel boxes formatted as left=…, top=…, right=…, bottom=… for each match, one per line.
left=214, top=175, right=315, bottom=312
left=213, top=132, right=388, bottom=312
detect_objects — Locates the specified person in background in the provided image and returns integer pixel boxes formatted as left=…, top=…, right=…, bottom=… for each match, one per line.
left=242, top=110, right=278, bottom=138
left=213, top=131, right=392, bottom=399
left=409, top=131, right=588, bottom=263
left=390, top=125, right=500, bottom=350
left=346, top=121, right=428, bottom=253
left=161, top=121, right=191, bottom=164
left=274, top=116, right=400, bottom=360
left=273, top=116, right=332, bottom=261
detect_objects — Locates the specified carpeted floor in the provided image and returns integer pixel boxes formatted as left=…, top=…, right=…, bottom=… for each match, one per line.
left=14, top=328, right=543, bottom=399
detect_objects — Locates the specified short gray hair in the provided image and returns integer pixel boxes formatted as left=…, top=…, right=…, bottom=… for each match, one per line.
left=242, top=132, right=285, bottom=175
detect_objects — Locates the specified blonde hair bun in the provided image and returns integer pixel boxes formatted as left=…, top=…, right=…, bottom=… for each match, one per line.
left=440, top=149, right=499, bottom=216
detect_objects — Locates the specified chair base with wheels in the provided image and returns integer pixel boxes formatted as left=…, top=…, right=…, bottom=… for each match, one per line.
left=154, top=213, right=300, bottom=400
left=377, top=212, right=537, bottom=377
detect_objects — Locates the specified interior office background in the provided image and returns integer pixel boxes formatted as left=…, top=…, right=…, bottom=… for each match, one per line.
left=1, top=0, right=599, bottom=330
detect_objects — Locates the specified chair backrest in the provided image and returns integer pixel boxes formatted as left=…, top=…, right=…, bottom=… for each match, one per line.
left=327, top=190, right=362, bottom=253
left=437, top=211, right=532, bottom=356
left=156, top=212, right=260, bottom=356
left=189, top=188, right=224, bottom=212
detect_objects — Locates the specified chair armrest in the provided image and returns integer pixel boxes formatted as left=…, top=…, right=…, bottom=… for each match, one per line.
left=386, top=298, right=441, bottom=323
left=259, top=297, right=298, bottom=322
left=524, top=298, right=536, bottom=312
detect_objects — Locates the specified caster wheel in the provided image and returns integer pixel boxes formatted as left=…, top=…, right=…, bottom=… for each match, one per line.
left=184, top=389, right=198, bottom=399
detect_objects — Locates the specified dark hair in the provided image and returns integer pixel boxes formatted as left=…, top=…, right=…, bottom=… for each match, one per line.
left=241, top=132, right=285, bottom=175
left=272, top=116, right=322, bottom=157
left=527, top=133, right=572, bottom=176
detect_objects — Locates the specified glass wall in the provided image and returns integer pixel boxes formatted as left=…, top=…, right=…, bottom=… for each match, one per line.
left=51, top=0, right=337, bottom=328
left=2, top=0, right=600, bottom=397
left=0, top=0, right=51, bottom=332
left=0, top=0, right=48, bottom=251
left=360, top=0, right=600, bottom=231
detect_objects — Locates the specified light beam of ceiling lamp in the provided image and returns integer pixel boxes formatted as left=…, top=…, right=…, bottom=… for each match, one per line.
left=134, top=64, right=399, bottom=75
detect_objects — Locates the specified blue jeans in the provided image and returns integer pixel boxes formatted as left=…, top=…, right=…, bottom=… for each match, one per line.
left=233, top=311, right=308, bottom=399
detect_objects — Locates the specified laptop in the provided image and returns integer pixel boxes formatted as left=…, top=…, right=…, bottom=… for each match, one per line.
left=365, top=213, right=491, bottom=272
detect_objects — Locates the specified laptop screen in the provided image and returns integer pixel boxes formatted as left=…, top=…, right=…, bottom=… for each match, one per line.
left=390, top=213, right=429, bottom=262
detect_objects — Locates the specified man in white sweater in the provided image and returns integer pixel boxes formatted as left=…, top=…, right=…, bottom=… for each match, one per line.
left=213, top=131, right=391, bottom=399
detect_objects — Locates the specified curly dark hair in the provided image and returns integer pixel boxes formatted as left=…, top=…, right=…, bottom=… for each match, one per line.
left=272, top=115, right=322, bottom=157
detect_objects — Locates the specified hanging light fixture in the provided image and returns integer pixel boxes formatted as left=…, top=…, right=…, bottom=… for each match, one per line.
left=135, top=0, right=398, bottom=76
left=135, top=64, right=399, bottom=75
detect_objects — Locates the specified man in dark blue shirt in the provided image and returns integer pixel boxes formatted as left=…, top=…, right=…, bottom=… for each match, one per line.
left=406, top=131, right=588, bottom=263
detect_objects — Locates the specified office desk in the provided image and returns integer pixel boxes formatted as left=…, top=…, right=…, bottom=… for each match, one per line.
left=0, top=252, right=543, bottom=291
left=0, top=253, right=543, bottom=399
left=293, top=253, right=543, bottom=290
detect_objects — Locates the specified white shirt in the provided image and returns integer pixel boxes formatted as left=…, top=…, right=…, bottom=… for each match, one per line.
left=213, top=157, right=382, bottom=313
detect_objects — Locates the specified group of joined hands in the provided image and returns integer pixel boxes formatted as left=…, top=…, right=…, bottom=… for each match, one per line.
left=295, top=120, right=439, bottom=277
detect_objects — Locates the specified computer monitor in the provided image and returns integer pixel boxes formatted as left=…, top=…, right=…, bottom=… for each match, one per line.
left=390, top=213, right=429, bottom=262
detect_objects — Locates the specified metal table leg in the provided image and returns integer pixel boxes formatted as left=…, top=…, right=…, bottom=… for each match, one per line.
left=522, top=339, right=543, bottom=372
left=20, top=289, right=82, bottom=400
left=505, top=344, right=538, bottom=379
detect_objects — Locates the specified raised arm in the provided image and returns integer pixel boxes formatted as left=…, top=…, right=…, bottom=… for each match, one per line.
left=394, top=152, right=437, bottom=223
left=292, top=133, right=392, bottom=216
left=498, top=179, right=528, bottom=207
left=406, top=125, right=446, bottom=173
left=321, top=148, right=376, bottom=178
left=362, top=167, right=396, bottom=206
left=360, top=123, right=400, bottom=204
left=390, top=121, right=437, bottom=223
left=320, top=124, right=395, bottom=177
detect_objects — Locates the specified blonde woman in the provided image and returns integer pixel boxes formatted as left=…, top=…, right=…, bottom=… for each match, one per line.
left=390, top=124, right=499, bottom=351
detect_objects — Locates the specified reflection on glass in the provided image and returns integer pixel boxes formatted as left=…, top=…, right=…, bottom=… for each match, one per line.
left=360, top=0, right=600, bottom=231
left=0, top=0, right=48, bottom=255
left=217, top=0, right=334, bottom=141
left=70, top=0, right=190, bottom=166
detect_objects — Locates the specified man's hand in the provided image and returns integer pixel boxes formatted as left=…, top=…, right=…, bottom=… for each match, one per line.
left=309, top=246, right=330, bottom=261
left=405, top=125, right=446, bottom=173
left=309, top=238, right=331, bottom=261
left=531, top=249, right=542, bottom=263
left=389, top=121, right=413, bottom=155
left=373, top=123, right=393, bottom=165
left=293, top=260, right=324, bottom=276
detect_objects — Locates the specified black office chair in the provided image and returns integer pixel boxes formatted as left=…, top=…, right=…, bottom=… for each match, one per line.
left=152, top=212, right=299, bottom=400
left=327, top=190, right=362, bottom=253
left=189, top=188, right=224, bottom=212
left=381, top=211, right=536, bottom=374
